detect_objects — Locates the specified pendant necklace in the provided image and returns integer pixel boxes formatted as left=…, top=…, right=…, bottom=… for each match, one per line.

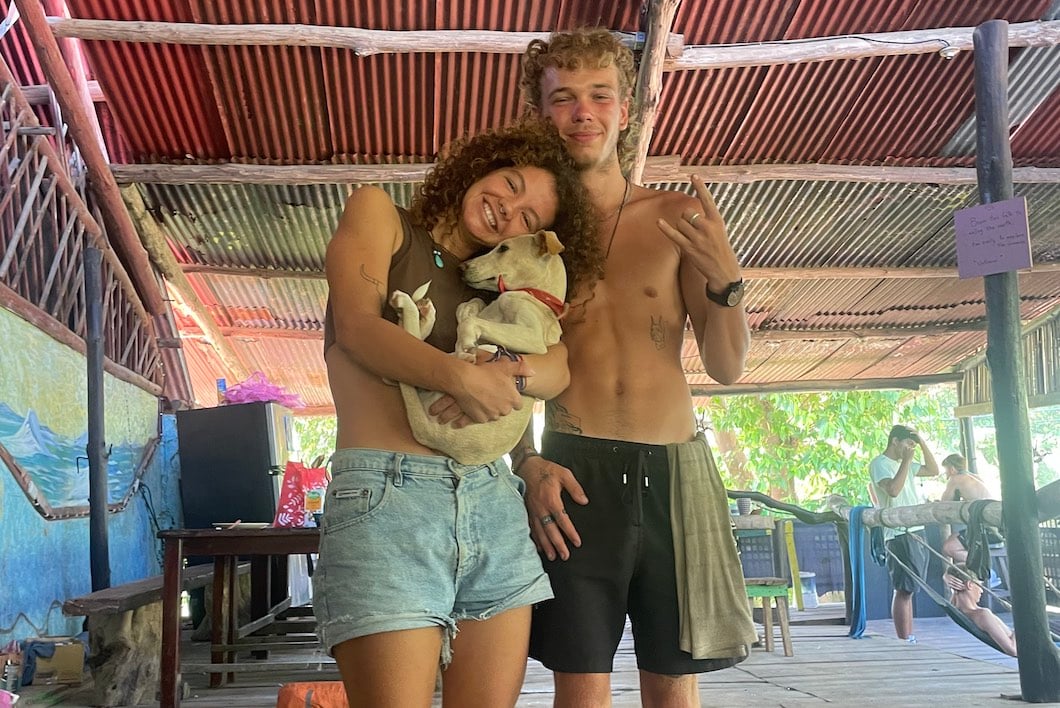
left=604, top=178, right=632, bottom=261
left=432, top=246, right=445, bottom=269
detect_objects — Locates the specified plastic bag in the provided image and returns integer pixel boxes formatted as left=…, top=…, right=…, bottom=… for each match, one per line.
left=223, top=371, right=304, bottom=409
left=274, top=461, right=330, bottom=527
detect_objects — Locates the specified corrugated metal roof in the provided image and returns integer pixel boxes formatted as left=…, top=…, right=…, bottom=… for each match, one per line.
left=6, top=0, right=1059, bottom=411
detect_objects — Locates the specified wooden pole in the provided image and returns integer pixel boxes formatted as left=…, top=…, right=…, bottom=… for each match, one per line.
left=973, top=19, right=1060, bottom=702
left=629, top=0, right=681, bottom=184
left=85, top=247, right=111, bottom=592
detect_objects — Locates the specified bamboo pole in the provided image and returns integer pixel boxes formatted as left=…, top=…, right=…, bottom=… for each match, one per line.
left=84, top=247, right=111, bottom=591
left=694, top=372, right=965, bottom=396
left=827, top=496, right=1002, bottom=529
left=973, top=20, right=1060, bottom=701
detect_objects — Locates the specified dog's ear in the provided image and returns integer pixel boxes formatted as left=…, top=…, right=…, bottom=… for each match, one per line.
left=537, top=229, right=565, bottom=256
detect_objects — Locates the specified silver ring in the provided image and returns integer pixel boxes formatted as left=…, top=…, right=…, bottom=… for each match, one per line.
left=688, top=212, right=701, bottom=225
left=540, top=514, right=555, bottom=525
left=515, top=375, right=526, bottom=393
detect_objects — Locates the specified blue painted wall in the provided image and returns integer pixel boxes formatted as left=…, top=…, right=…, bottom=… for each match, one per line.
left=0, top=308, right=180, bottom=647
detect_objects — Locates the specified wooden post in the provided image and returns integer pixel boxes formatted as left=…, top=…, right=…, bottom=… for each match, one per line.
left=973, top=20, right=1060, bottom=701
left=85, top=247, right=111, bottom=591
left=629, top=0, right=681, bottom=184
left=960, top=417, right=978, bottom=475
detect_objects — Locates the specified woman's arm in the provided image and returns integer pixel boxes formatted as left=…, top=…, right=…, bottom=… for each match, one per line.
left=327, top=187, right=526, bottom=422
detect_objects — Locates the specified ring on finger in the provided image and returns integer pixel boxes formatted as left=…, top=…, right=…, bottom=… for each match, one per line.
left=688, top=212, right=702, bottom=225
left=540, top=514, right=555, bottom=525
left=514, top=375, right=526, bottom=393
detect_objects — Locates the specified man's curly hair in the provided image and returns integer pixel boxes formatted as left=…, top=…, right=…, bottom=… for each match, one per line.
left=410, top=119, right=603, bottom=298
left=520, top=28, right=639, bottom=175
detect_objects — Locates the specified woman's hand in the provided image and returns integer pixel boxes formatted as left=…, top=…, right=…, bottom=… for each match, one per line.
left=434, top=354, right=535, bottom=426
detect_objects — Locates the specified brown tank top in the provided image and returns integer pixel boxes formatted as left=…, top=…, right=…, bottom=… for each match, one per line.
left=323, top=207, right=479, bottom=355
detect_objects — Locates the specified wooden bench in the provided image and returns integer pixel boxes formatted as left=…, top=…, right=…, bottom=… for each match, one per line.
left=63, top=563, right=248, bottom=706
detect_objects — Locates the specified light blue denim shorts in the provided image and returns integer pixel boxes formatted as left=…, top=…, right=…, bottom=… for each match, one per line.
left=314, top=447, right=552, bottom=663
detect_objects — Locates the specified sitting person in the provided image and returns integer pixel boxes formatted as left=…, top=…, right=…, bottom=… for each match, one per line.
left=943, top=564, right=1016, bottom=657
left=939, top=454, right=1000, bottom=563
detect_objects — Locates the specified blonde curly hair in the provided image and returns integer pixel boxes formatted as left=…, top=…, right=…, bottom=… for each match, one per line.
left=520, top=28, right=639, bottom=175
left=410, top=119, right=603, bottom=297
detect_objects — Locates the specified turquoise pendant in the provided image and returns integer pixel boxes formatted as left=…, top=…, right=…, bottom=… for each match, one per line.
left=432, top=248, right=444, bottom=269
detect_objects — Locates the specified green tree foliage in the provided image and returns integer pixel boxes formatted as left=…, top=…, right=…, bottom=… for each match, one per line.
left=701, top=386, right=959, bottom=508
left=293, top=416, right=337, bottom=467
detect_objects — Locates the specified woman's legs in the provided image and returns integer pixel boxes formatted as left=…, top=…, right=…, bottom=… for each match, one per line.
left=333, top=627, right=443, bottom=708
left=442, top=606, right=532, bottom=706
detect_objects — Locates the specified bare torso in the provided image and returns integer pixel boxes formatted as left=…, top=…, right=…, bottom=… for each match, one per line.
left=327, top=347, right=439, bottom=454
left=548, top=187, right=697, bottom=444
left=945, top=472, right=994, bottom=501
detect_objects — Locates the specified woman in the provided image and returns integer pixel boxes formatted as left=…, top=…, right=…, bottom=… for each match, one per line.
left=940, top=453, right=998, bottom=563
left=316, top=119, right=600, bottom=707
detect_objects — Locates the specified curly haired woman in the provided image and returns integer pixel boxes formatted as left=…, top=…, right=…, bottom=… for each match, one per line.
left=316, top=118, right=600, bottom=707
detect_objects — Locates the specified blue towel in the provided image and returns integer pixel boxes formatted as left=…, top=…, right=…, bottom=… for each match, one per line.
left=848, top=506, right=870, bottom=638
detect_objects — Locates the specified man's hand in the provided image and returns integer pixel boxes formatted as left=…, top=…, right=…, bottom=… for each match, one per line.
left=656, top=174, right=741, bottom=288
left=518, top=455, right=588, bottom=561
left=901, top=441, right=916, bottom=463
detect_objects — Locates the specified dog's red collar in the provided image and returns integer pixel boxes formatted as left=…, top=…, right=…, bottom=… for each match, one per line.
left=497, top=276, right=566, bottom=317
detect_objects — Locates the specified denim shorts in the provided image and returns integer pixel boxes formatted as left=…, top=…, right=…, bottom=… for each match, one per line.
left=314, top=447, right=552, bottom=664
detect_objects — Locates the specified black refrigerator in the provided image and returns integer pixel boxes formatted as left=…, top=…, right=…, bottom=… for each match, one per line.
left=175, top=401, right=294, bottom=529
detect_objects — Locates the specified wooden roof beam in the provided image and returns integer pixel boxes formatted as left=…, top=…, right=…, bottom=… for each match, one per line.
left=668, top=20, right=1060, bottom=71
left=109, top=161, right=1060, bottom=185
left=46, top=18, right=683, bottom=57
left=122, top=185, right=250, bottom=383
left=177, top=262, right=1060, bottom=281
left=45, top=16, right=1059, bottom=69
left=21, top=79, right=103, bottom=104
left=694, top=371, right=964, bottom=396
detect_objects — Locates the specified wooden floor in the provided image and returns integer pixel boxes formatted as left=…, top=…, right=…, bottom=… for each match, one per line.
left=18, top=605, right=1027, bottom=707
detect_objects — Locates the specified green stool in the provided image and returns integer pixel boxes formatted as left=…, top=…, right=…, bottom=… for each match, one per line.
left=745, top=577, right=793, bottom=656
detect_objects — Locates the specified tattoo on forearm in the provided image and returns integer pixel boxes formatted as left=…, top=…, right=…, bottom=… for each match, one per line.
left=545, top=400, right=582, bottom=434
left=650, top=315, right=666, bottom=350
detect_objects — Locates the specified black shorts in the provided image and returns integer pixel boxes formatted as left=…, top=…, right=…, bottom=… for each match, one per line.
left=529, top=432, right=742, bottom=675
left=886, top=532, right=928, bottom=594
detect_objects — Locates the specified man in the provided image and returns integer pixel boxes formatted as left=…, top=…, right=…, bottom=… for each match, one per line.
left=869, top=424, right=940, bottom=642
left=938, top=453, right=1001, bottom=564
left=511, top=28, right=756, bottom=708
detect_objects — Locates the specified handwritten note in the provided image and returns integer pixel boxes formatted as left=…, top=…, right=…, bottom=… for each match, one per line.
left=954, top=196, right=1032, bottom=279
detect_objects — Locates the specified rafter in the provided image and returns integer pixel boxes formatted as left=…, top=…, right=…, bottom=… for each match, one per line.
left=693, top=372, right=965, bottom=396
left=46, top=18, right=682, bottom=57
left=109, top=160, right=1060, bottom=185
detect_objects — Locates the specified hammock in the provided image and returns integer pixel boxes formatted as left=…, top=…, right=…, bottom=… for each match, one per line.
left=886, top=549, right=1010, bottom=654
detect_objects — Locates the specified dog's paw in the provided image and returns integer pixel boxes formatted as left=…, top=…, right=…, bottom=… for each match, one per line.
left=389, top=289, right=415, bottom=313
left=456, top=298, right=486, bottom=323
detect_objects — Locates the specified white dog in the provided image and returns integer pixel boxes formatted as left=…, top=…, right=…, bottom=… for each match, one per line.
left=390, top=230, right=567, bottom=465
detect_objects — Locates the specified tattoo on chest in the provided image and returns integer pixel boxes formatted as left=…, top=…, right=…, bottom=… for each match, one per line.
left=650, top=315, right=666, bottom=350
left=546, top=401, right=582, bottom=434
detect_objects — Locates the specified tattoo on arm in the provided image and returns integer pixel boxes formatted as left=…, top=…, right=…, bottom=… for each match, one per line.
left=650, top=315, right=666, bottom=350
left=359, top=264, right=384, bottom=296
left=545, top=400, right=582, bottom=435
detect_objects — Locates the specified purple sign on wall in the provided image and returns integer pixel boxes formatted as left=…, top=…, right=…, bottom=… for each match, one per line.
left=954, top=196, right=1031, bottom=279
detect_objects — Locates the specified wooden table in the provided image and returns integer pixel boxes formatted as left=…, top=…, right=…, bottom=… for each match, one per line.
left=159, top=527, right=320, bottom=708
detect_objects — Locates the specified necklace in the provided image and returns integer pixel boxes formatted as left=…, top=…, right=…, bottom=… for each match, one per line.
left=431, top=246, right=444, bottom=269
left=604, top=178, right=631, bottom=261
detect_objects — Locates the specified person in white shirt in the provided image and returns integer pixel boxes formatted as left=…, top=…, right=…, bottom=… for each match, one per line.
left=869, top=424, right=940, bottom=641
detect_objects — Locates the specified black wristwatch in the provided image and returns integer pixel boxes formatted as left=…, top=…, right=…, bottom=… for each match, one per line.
left=705, top=279, right=745, bottom=307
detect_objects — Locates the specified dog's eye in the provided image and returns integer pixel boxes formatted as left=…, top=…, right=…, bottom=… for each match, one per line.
left=498, top=244, right=510, bottom=253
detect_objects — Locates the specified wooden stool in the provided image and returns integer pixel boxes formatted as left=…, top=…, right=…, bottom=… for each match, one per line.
left=745, top=577, right=793, bottom=657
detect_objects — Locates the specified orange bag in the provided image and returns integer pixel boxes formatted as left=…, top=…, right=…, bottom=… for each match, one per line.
left=275, top=681, right=348, bottom=708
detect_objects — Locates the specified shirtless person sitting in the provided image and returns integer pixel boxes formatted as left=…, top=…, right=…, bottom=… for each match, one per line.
left=939, top=453, right=999, bottom=563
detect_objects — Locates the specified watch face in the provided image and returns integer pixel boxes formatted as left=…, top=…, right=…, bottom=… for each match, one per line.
left=726, top=282, right=745, bottom=306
